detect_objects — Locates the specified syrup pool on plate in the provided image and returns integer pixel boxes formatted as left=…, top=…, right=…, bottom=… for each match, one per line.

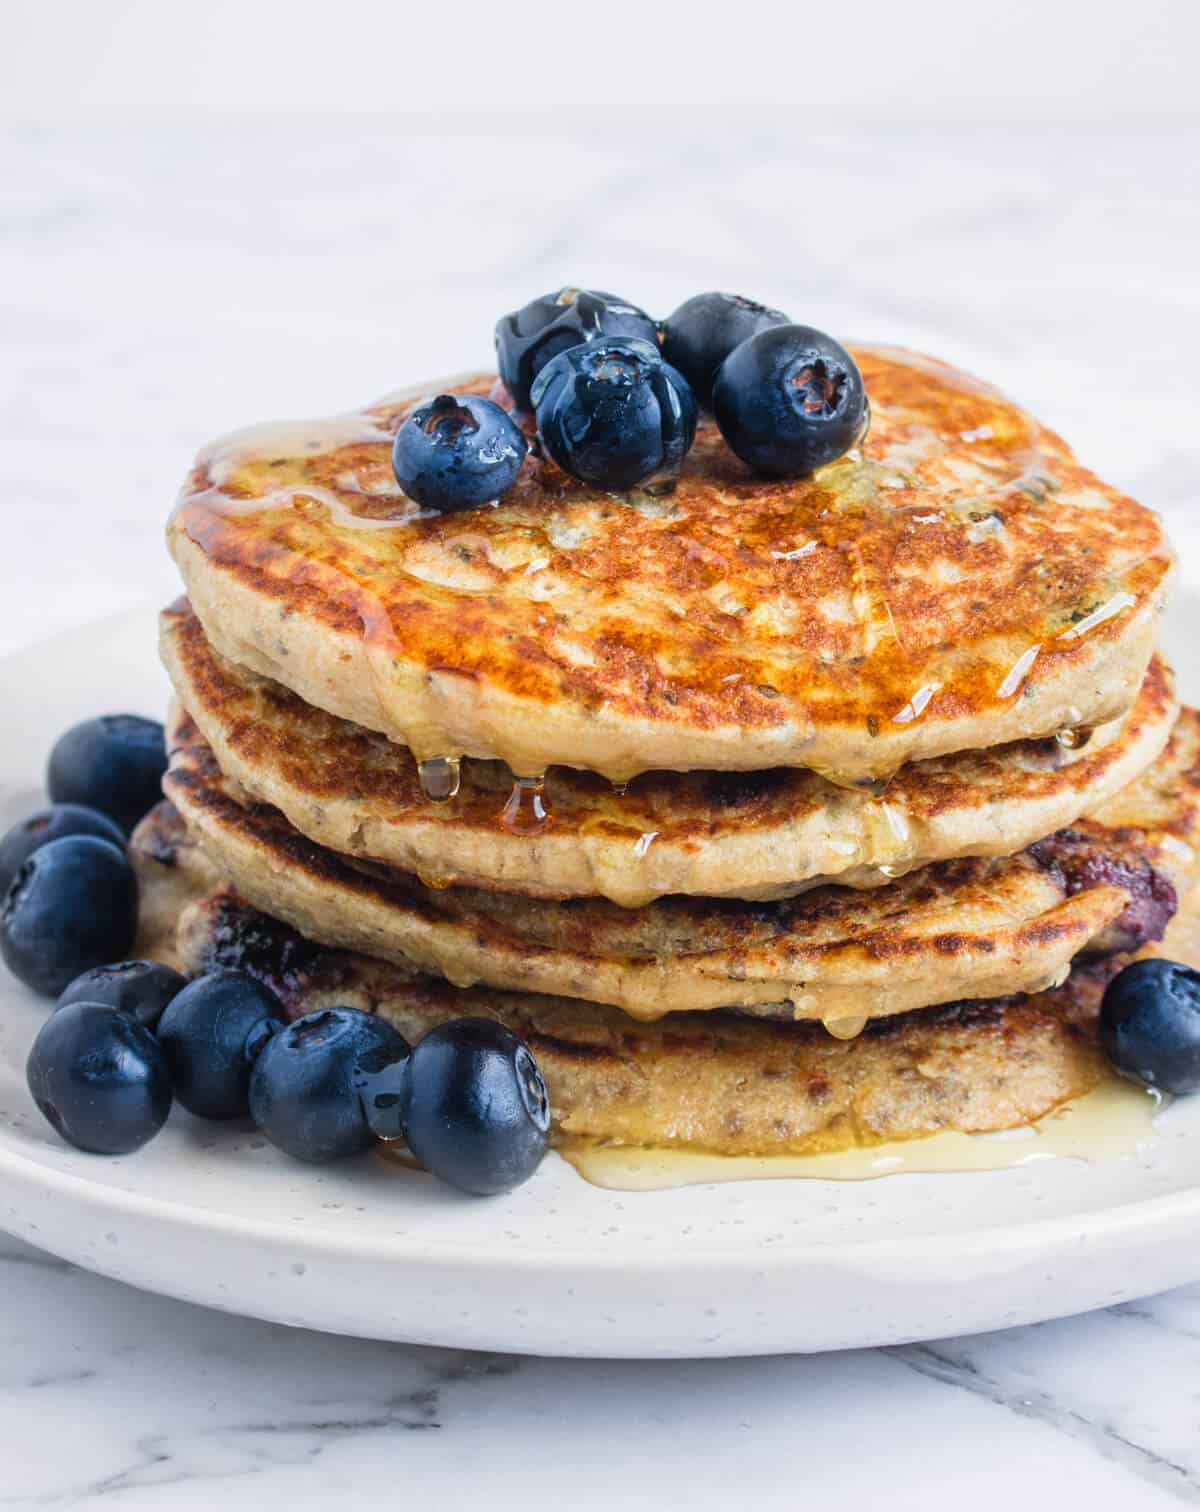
left=556, top=1075, right=1164, bottom=1191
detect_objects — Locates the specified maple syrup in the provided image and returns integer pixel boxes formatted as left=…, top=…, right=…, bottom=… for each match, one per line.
left=502, top=775, right=549, bottom=835
left=417, top=757, right=462, bottom=803
left=558, top=1076, right=1164, bottom=1191
left=821, top=1015, right=868, bottom=1040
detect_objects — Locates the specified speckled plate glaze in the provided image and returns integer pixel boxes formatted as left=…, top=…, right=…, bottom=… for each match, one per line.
left=1, top=604, right=1200, bottom=1359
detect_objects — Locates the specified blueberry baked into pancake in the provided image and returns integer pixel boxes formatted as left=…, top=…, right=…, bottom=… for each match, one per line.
left=5, top=288, right=1200, bottom=1194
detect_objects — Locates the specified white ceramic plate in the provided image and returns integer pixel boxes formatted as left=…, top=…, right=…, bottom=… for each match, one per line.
left=1, top=603, right=1200, bottom=1359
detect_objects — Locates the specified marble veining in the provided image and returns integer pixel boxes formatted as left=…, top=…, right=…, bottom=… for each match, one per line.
left=1, top=118, right=1199, bottom=1507
left=0, top=1222, right=1198, bottom=1508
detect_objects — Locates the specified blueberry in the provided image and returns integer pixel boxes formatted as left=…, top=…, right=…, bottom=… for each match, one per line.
left=532, top=337, right=697, bottom=493
left=27, top=1001, right=171, bottom=1155
left=47, top=715, right=167, bottom=834
left=0, top=836, right=138, bottom=998
left=248, top=1007, right=411, bottom=1163
left=58, top=960, right=186, bottom=1031
left=660, top=292, right=790, bottom=408
left=404, top=1019, right=550, bottom=1196
left=392, top=394, right=527, bottom=514
left=1100, top=958, right=1200, bottom=1094
left=157, top=969, right=286, bottom=1119
left=496, top=288, right=659, bottom=411
left=713, top=324, right=869, bottom=477
left=0, top=804, right=125, bottom=897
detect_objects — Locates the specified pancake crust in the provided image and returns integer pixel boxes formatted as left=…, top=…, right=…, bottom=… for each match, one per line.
left=162, top=599, right=1178, bottom=906
left=130, top=802, right=1200, bottom=1158
left=169, top=347, right=1173, bottom=782
left=162, top=704, right=1200, bottom=1023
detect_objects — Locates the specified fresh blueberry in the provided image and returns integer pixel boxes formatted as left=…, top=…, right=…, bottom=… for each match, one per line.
left=1100, top=958, right=1200, bottom=1094
left=532, top=337, right=697, bottom=493
left=403, top=1019, right=550, bottom=1196
left=47, top=715, right=167, bottom=834
left=157, top=969, right=286, bottom=1119
left=712, top=324, right=869, bottom=477
left=58, top=960, right=187, bottom=1031
left=660, top=292, right=790, bottom=408
left=358, top=1036, right=413, bottom=1143
left=0, top=804, right=126, bottom=897
left=27, top=1001, right=172, bottom=1155
left=0, top=836, right=138, bottom=998
left=392, top=394, right=527, bottom=514
left=496, top=287, right=659, bottom=411
left=248, top=1007, right=411, bottom=1163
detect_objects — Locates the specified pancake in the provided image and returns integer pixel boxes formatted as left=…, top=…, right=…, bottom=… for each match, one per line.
left=162, top=599, right=1179, bottom=907
left=129, top=801, right=1200, bottom=1159
left=161, top=703, right=1200, bottom=1024
left=169, top=347, right=1173, bottom=784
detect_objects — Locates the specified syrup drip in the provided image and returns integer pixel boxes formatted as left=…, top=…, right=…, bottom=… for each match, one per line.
left=611, top=782, right=629, bottom=799
left=502, top=775, right=549, bottom=835
left=417, top=756, right=462, bottom=803
left=821, top=1015, right=868, bottom=1040
left=1056, top=727, right=1094, bottom=751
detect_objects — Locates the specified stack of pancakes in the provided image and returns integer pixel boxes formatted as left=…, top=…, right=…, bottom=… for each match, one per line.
left=138, top=346, right=1199, bottom=1160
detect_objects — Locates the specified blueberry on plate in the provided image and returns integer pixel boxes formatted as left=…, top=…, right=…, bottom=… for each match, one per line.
left=392, top=394, right=527, bottom=514
left=404, top=1018, right=550, bottom=1196
left=59, top=959, right=187, bottom=1031
left=1100, top=958, right=1200, bottom=1095
left=47, top=715, right=167, bottom=834
left=532, top=337, right=698, bottom=493
left=248, top=1007, right=411, bottom=1163
left=713, top=324, right=869, bottom=477
left=660, top=291, right=790, bottom=408
left=496, top=288, right=659, bottom=411
left=157, top=969, right=286, bottom=1119
left=0, top=803, right=126, bottom=897
left=27, top=1000, right=172, bottom=1154
left=0, top=836, right=138, bottom=998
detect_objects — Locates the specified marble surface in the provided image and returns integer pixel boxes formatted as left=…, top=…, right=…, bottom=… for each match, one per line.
left=1, top=118, right=1199, bottom=1505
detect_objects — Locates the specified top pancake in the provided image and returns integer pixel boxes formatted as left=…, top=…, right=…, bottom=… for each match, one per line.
left=169, top=346, right=1174, bottom=782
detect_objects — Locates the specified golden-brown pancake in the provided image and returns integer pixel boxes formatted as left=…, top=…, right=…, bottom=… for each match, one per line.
left=168, top=348, right=1173, bottom=783
left=160, top=703, right=1200, bottom=1025
left=129, top=801, right=1200, bottom=1159
left=162, top=599, right=1178, bottom=906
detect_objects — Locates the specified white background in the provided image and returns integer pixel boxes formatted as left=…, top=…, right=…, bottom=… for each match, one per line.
left=2, top=5, right=1200, bottom=1507
left=4, top=0, right=1199, bottom=119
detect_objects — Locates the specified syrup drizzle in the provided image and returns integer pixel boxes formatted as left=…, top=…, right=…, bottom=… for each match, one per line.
left=996, top=644, right=1040, bottom=700
left=502, top=775, right=549, bottom=835
left=1058, top=592, right=1137, bottom=642
left=417, top=756, right=462, bottom=803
